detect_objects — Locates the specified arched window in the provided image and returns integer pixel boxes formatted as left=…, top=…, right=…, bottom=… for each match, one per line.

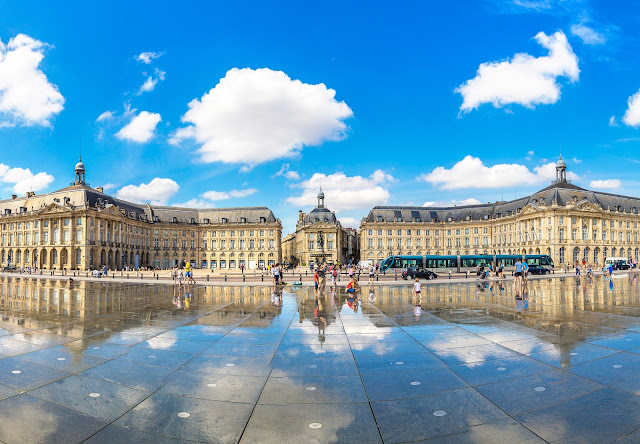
left=573, top=247, right=579, bottom=263
left=559, top=247, right=565, bottom=264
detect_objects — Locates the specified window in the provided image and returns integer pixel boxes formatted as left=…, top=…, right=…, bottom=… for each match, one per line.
left=76, top=217, right=82, bottom=226
left=559, top=217, right=564, bottom=225
left=309, top=241, right=315, bottom=250
left=368, top=230, right=372, bottom=235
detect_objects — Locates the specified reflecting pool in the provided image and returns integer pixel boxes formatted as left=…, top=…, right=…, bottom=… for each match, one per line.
left=0, top=275, right=640, bottom=442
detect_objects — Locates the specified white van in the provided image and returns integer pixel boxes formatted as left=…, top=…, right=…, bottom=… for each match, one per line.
left=604, top=257, right=630, bottom=270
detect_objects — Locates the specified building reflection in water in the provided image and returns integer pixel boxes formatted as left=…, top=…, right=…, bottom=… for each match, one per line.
left=1, top=275, right=640, bottom=368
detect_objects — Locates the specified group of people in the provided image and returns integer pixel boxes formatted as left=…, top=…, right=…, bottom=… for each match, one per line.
left=172, top=261, right=196, bottom=286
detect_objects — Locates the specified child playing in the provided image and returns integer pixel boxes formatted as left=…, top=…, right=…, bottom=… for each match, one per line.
left=414, top=277, right=421, bottom=295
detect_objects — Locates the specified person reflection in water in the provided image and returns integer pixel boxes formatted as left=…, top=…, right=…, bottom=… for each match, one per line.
left=271, top=288, right=281, bottom=307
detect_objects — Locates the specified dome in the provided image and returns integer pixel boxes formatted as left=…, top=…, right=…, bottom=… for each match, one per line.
left=317, top=190, right=325, bottom=199
left=75, top=161, right=85, bottom=171
left=556, top=157, right=566, bottom=168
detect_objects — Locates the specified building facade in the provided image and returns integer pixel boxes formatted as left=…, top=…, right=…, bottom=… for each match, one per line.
left=284, top=190, right=357, bottom=267
left=0, top=160, right=282, bottom=271
left=360, top=159, right=640, bottom=268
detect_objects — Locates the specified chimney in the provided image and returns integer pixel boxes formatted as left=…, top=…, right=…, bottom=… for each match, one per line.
left=11, top=194, right=17, bottom=200
left=298, top=210, right=303, bottom=222
left=97, top=187, right=104, bottom=193
left=25, top=192, right=34, bottom=198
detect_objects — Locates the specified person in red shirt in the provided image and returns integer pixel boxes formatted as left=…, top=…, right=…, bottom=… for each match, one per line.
left=314, top=270, right=319, bottom=293
left=346, top=276, right=358, bottom=293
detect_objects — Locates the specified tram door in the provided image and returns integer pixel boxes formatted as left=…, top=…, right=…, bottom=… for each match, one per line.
left=135, top=253, right=140, bottom=269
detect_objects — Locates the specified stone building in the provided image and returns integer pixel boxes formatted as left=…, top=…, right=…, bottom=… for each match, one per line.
left=360, top=158, right=640, bottom=267
left=285, top=190, right=356, bottom=267
left=0, top=160, right=281, bottom=271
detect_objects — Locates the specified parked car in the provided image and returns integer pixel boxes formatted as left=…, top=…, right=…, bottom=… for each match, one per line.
left=402, top=267, right=437, bottom=280
left=527, top=265, right=551, bottom=275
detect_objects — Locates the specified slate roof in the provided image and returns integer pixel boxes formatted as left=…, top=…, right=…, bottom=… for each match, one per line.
left=363, top=182, right=640, bottom=224
left=0, top=184, right=278, bottom=225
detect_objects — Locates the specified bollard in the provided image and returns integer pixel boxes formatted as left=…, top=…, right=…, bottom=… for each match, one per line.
left=112, top=274, right=114, bottom=279
left=127, top=274, right=129, bottom=279
left=207, top=275, right=210, bottom=282
left=141, top=274, right=143, bottom=280
left=224, top=275, right=227, bottom=282
left=261, top=275, right=263, bottom=282
left=243, top=275, right=245, bottom=282
left=448, top=270, right=451, bottom=279
left=466, top=271, right=468, bottom=279
left=512, top=271, right=514, bottom=276
left=376, top=274, right=379, bottom=281
left=156, top=275, right=158, bottom=280
left=395, top=274, right=397, bottom=281
left=552, top=269, right=554, bottom=274
left=73, top=272, right=76, bottom=277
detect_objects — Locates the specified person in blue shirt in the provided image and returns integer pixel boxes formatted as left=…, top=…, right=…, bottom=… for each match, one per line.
left=514, top=259, right=523, bottom=277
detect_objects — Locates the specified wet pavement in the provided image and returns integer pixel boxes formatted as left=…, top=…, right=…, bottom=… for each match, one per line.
left=1, top=275, right=640, bottom=442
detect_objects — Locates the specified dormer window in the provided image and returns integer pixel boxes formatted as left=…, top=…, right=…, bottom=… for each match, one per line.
left=259, top=217, right=266, bottom=223
left=154, top=216, right=159, bottom=222
left=222, top=218, right=228, bottom=224
left=204, top=218, right=210, bottom=224
left=172, top=217, right=178, bottom=223
left=377, top=216, right=383, bottom=222
left=190, top=218, right=195, bottom=224
left=240, top=217, right=247, bottom=223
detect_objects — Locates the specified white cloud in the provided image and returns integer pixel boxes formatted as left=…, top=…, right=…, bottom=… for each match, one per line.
left=96, top=110, right=114, bottom=122
left=137, top=68, right=165, bottom=95
left=101, top=183, right=117, bottom=191
left=456, top=31, right=579, bottom=112
left=511, top=0, right=553, bottom=10
left=136, top=51, right=162, bottom=64
left=338, top=217, right=360, bottom=228
left=571, top=156, right=582, bottom=163
left=170, top=67, right=353, bottom=164
left=201, top=188, right=258, bottom=201
left=609, top=115, right=619, bottom=127
left=274, top=163, right=301, bottom=180
left=623, top=89, right=640, bottom=128
left=285, top=170, right=300, bottom=180
left=525, top=150, right=535, bottom=160
left=115, top=178, right=179, bottom=205
left=590, top=179, right=621, bottom=190
left=286, top=170, right=394, bottom=212
left=570, top=23, right=606, bottom=45
left=420, top=155, right=579, bottom=190
left=172, top=199, right=213, bottom=209
left=0, top=33, right=64, bottom=127
left=423, top=198, right=483, bottom=207
left=116, top=111, right=161, bottom=143
left=0, top=163, right=54, bottom=194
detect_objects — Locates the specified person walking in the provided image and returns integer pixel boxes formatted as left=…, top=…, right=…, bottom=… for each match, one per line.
left=368, top=264, right=375, bottom=284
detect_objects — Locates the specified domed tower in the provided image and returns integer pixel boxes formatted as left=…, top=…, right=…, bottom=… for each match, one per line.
left=74, top=157, right=86, bottom=185
left=555, top=155, right=567, bottom=183
left=317, top=188, right=325, bottom=209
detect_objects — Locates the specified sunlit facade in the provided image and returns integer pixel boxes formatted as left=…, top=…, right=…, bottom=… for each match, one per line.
left=0, top=160, right=282, bottom=271
left=361, top=158, right=640, bottom=267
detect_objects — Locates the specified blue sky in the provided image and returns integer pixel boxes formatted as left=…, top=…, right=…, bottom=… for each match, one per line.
left=1, top=0, right=640, bottom=233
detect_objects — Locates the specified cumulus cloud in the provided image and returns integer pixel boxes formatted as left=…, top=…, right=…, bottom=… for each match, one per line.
left=0, top=163, right=54, bottom=194
left=137, top=68, right=165, bottom=95
left=136, top=51, right=162, bottom=64
left=0, top=33, right=64, bottom=127
left=170, top=67, right=353, bottom=164
left=423, top=198, right=483, bottom=207
left=623, top=89, right=640, bottom=127
left=172, top=199, right=213, bottom=208
left=609, top=115, right=619, bottom=127
left=116, top=111, right=161, bottom=143
left=338, top=217, right=360, bottom=228
left=420, top=155, right=579, bottom=190
left=115, top=178, right=179, bottom=205
left=571, top=23, right=606, bottom=45
left=201, top=188, right=257, bottom=201
left=456, top=31, right=579, bottom=112
left=101, top=183, right=117, bottom=191
left=590, top=179, right=621, bottom=190
left=286, top=170, right=394, bottom=212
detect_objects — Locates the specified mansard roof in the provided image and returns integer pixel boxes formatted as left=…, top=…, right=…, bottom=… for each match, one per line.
left=0, top=185, right=278, bottom=225
left=364, top=181, right=640, bottom=224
